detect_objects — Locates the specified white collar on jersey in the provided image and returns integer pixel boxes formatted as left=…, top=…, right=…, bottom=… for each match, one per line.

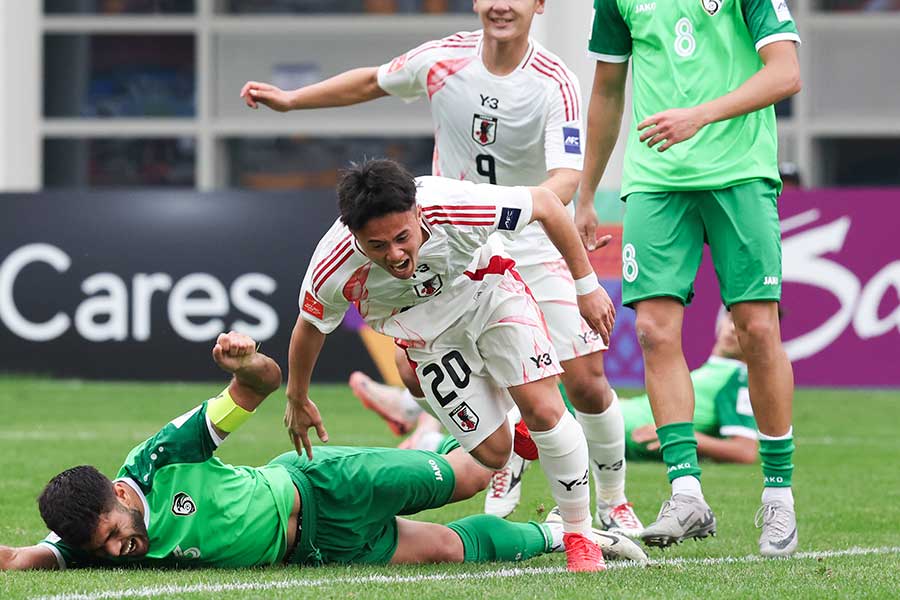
left=475, top=32, right=536, bottom=73
left=116, top=477, right=151, bottom=530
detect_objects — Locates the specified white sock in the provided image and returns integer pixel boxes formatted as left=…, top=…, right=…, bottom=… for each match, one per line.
left=762, top=486, right=794, bottom=507
left=529, top=411, right=592, bottom=535
left=399, top=389, right=425, bottom=422
left=575, top=391, right=627, bottom=507
left=672, top=475, right=703, bottom=499
left=544, top=522, right=566, bottom=552
left=758, top=426, right=793, bottom=441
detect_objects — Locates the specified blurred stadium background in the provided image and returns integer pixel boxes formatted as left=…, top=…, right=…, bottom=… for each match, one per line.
left=0, top=0, right=896, bottom=385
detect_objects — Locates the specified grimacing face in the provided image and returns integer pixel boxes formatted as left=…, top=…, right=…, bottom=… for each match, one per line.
left=473, top=0, right=544, bottom=42
left=84, top=501, right=149, bottom=560
left=353, top=207, right=425, bottom=280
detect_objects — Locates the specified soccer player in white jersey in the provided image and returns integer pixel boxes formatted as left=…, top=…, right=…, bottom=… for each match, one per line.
left=241, top=0, right=640, bottom=535
left=283, top=158, right=614, bottom=571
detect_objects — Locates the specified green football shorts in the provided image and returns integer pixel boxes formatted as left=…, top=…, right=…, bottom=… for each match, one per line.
left=621, top=179, right=782, bottom=307
left=271, top=446, right=456, bottom=565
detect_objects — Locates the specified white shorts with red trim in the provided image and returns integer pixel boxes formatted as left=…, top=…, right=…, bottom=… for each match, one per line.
left=516, top=259, right=608, bottom=363
left=405, top=270, right=562, bottom=452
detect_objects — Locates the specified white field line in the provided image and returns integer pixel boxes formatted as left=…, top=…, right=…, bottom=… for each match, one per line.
left=35, top=546, right=900, bottom=600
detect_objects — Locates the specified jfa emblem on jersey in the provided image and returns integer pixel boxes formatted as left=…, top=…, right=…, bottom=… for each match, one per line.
left=172, top=492, right=196, bottom=516
left=414, top=274, right=443, bottom=298
left=700, top=0, right=722, bottom=15
left=450, top=403, right=479, bottom=432
left=472, top=114, right=498, bottom=146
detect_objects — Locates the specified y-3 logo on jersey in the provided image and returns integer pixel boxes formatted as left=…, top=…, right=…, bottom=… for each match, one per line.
left=530, top=352, right=553, bottom=368
left=172, top=492, right=196, bottom=516
left=480, top=94, right=499, bottom=109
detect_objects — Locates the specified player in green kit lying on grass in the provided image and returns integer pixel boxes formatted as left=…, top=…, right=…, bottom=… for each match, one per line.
left=0, top=332, right=645, bottom=571
left=622, top=310, right=757, bottom=465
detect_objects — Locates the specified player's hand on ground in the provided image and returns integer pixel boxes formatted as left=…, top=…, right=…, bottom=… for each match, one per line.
left=212, top=331, right=257, bottom=374
left=284, top=399, right=329, bottom=460
left=240, top=81, right=294, bottom=112
left=638, top=107, right=705, bottom=152
left=631, top=424, right=661, bottom=451
left=577, top=285, right=616, bottom=346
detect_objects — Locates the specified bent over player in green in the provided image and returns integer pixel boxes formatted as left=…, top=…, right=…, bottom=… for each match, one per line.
left=0, top=332, right=645, bottom=571
left=576, top=0, right=801, bottom=556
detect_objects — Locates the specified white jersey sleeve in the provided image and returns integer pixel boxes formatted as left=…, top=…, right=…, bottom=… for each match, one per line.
left=416, top=176, right=533, bottom=252
left=536, top=53, right=584, bottom=172
left=297, top=220, right=355, bottom=334
left=377, top=31, right=481, bottom=102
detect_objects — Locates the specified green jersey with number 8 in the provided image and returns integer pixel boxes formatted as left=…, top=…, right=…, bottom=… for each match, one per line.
left=589, top=0, right=800, bottom=197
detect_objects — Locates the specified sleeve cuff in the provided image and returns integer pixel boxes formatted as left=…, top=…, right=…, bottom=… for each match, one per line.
left=588, top=50, right=630, bottom=64
left=755, top=32, right=801, bottom=52
left=38, top=541, right=66, bottom=570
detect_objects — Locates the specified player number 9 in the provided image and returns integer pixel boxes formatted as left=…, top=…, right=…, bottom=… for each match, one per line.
left=476, top=154, right=497, bottom=185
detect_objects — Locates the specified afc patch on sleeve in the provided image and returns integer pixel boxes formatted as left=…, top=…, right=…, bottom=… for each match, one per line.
left=498, top=207, right=522, bottom=231
left=302, top=291, right=325, bottom=319
left=563, top=126, right=582, bottom=154
left=771, top=0, right=793, bottom=21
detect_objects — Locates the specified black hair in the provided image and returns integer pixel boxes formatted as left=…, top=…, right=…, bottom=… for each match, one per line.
left=337, top=158, right=418, bottom=231
left=38, top=465, right=117, bottom=547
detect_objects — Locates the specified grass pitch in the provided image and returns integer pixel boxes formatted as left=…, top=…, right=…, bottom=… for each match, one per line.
left=1, top=377, right=899, bottom=599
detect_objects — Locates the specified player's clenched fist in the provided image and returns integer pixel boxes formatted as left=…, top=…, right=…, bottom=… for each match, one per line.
left=212, top=331, right=257, bottom=372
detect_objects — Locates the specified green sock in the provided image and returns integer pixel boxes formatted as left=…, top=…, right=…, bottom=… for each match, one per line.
left=446, top=515, right=551, bottom=562
left=559, top=382, right=577, bottom=417
left=657, top=422, right=701, bottom=483
left=759, top=436, right=794, bottom=487
left=435, top=434, right=462, bottom=455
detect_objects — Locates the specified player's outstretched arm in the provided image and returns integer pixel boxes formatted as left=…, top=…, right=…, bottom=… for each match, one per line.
left=207, top=331, right=283, bottom=441
left=696, top=432, right=758, bottom=464
left=576, top=61, right=628, bottom=251
left=528, top=186, right=615, bottom=345
left=285, top=315, right=329, bottom=459
left=240, top=67, right=387, bottom=112
left=0, top=545, right=59, bottom=570
left=638, top=41, right=801, bottom=152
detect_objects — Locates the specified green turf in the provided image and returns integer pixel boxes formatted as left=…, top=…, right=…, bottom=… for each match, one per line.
left=1, top=377, right=899, bottom=599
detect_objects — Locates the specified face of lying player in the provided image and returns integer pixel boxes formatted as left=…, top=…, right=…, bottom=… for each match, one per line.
left=84, top=499, right=150, bottom=559
left=354, top=207, right=425, bottom=280
left=474, top=0, right=544, bottom=43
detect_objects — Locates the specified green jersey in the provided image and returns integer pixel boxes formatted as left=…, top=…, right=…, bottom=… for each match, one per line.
left=39, top=401, right=296, bottom=569
left=622, top=356, right=757, bottom=460
left=589, top=0, right=800, bottom=196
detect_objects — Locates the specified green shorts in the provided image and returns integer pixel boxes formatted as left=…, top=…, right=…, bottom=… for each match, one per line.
left=621, top=179, right=782, bottom=307
left=270, top=446, right=456, bottom=566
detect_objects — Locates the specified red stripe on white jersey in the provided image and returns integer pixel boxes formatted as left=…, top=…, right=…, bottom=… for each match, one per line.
left=408, top=42, right=477, bottom=62
left=422, top=204, right=496, bottom=212
left=530, top=62, right=571, bottom=121
left=425, top=219, right=495, bottom=226
left=424, top=211, right=495, bottom=219
left=464, top=255, right=518, bottom=281
left=312, top=235, right=351, bottom=283
left=314, top=247, right=354, bottom=295
left=533, top=53, right=580, bottom=120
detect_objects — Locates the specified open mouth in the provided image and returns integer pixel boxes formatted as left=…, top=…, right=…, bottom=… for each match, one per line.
left=389, top=259, right=411, bottom=276
left=490, top=16, right=514, bottom=25
left=126, top=538, right=136, bottom=555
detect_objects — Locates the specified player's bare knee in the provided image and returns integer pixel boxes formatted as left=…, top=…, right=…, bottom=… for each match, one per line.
left=469, top=428, right=512, bottom=470
left=518, top=400, right=565, bottom=432
left=735, top=314, right=779, bottom=351
left=635, top=316, right=680, bottom=356
left=431, top=527, right=466, bottom=563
